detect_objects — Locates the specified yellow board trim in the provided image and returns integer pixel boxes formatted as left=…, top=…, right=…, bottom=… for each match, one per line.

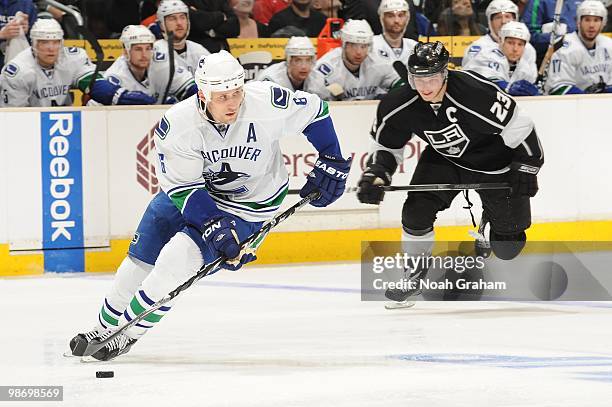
left=1, top=220, right=612, bottom=276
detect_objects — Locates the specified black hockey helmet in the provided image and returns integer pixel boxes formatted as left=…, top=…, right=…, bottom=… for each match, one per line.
left=407, top=41, right=450, bottom=76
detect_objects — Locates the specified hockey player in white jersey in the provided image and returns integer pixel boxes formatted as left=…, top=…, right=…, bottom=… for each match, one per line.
left=462, top=0, right=536, bottom=69
left=314, top=19, right=403, bottom=101
left=546, top=0, right=612, bottom=95
left=371, top=0, right=417, bottom=65
left=0, top=19, right=151, bottom=107
left=463, top=22, right=539, bottom=96
left=102, top=25, right=197, bottom=105
left=68, top=50, right=351, bottom=361
left=153, top=0, right=210, bottom=75
left=256, top=36, right=330, bottom=98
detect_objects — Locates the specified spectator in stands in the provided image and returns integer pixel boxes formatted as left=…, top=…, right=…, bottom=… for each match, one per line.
left=230, top=0, right=270, bottom=37
left=313, top=19, right=402, bottom=100
left=603, top=0, right=612, bottom=32
left=181, top=0, right=240, bottom=52
left=268, top=0, right=327, bottom=36
left=0, top=18, right=136, bottom=107
left=462, top=0, right=536, bottom=69
left=253, top=0, right=291, bottom=24
left=100, top=25, right=197, bottom=104
left=256, top=36, right=330, bottom=97
left=107, top=0, right=147, bottom=36
left=546, top=0, right=612, bottom=95
left=520, top=0, right=580, bottom=58
left=154, top=0, right=210, bottom=75
left=339, top=0, right=419, bottom=39
left=0, top=0, right=37, bottom=67
left=437, top=0, right=485, bottom=36
left=463, top=21, right=539, bottom=96
left=312, top=0, right=340, bottom=17
left=372, top=0, right=418, bottom=64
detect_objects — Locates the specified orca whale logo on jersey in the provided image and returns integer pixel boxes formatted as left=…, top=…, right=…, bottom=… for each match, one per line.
left=378, top=49, right=389, bottom=58
left=67, top=47, right=79, bottom=54
left=423, top=124, right=470, bottom=158
left=317, top=63, right=332, bottom=76
left=3, top=63, right=18, bottom=77
left=468, top=45, right=481, bottom=55
left=271, top=87, right=289, bottom=109
left=154, top=116, right=171, bottom=140
left=203, top=162, right=250, bottom=195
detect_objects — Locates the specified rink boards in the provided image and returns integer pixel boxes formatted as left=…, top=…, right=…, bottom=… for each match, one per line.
left=0, top=95, right=611, bottom=275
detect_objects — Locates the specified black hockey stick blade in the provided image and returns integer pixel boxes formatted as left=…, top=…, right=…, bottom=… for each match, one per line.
left=81, top=191, right=320, bottom=358
left=161, top=31, right=175, bottom=103
left=288, top=182, right=511, bottom=195
left=393, top=60, right=408, bottom=84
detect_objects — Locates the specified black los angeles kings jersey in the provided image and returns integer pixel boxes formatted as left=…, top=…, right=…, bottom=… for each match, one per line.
left=369, top=70, right=542, bottom=175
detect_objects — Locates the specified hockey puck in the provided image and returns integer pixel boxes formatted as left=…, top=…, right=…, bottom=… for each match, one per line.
left=96, top=371, right=114, bottom=378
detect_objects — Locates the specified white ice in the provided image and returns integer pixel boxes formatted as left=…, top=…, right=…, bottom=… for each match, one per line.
left=2, top=263, right=612, bottom=406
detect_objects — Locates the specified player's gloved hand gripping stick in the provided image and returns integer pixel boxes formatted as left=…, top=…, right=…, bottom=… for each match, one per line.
left=82, top=191, right=321, bottom=357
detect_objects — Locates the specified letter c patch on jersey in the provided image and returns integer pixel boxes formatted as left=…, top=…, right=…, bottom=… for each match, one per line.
left=3, top=63, right=18, bottom=77
left=155, top=116, right=171, bottom=140
left=154, top=51, right=167, bottom=62
left=270, top=87, right=289, bottom=109
left=468, top=45, right=481, bottom=55
left=317, top=63, right=332, bottom=76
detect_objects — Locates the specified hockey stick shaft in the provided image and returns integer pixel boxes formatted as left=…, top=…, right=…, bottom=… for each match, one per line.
left=161, top=31, right=175, bottom=103
left=82, top=191, right=319, bottom=357
left=537, top=0, right=564, bottom=87
left=75, top=25, right=104, bottom=95
left=287, top=182, right=511, bottom=195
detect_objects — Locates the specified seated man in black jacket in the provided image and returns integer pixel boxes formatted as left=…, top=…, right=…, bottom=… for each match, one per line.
left=268, top=0, right=328, bottom=37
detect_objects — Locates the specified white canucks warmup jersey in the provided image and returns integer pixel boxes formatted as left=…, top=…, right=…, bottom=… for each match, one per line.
left=154, top=81, right=333, bottom=222
left=103, top=51, right=195, bottom=104
left=371, top=35, right=417, bottom=65
left=463, top=34, right=537, bottom=68
left=462, top=46, right=537, bottom=85
left=0, top=46, right=95, bottom=107
left=255, top=61, right=331, bottom=99
left=153, top=39, right=210, bottom=75
left=546, top=32, right=612, bottom=94
left=314, top=47, right=402, bottom=100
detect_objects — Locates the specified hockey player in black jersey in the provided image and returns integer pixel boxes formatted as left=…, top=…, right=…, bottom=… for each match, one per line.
left=357, top=41, right=544, bottom=306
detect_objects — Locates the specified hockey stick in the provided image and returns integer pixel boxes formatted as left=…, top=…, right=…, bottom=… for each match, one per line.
left=393, top=60, right=408, bottom=84
left=536, top=0, right=564, bottom=91
left=287, top=182, right=511, bottom=195
left=75, top=24, right=104, bottom=96
left=82, top=191, right=320, bottom=357
left=161, top=31, right=175, bottom=104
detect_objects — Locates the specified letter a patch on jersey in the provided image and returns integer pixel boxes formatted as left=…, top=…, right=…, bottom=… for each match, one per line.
left=247, top=123, right=257, bottom=143
left=423, top=124, right=470, bottom=158
left=270, top=87, right=289, bottom=109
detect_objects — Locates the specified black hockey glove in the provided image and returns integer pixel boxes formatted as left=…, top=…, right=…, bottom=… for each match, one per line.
left=510, top=162, right=540, bottom=197
left=357, top=164, right=392, bottom=205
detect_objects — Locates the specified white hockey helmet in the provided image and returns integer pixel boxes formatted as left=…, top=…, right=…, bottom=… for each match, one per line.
left=340, top=19, right=374, bottom=45
left=500, top=21, right=531, bottom=43
left=195, top=50, right=245, bottom=100
left=285, top=36, right=316, bottom=61
left=157, top=0, right=190, bottom=37
left=30, top=18, right=64, bottom=43
left=577, top=0, right=608, bottom=26
left=120, top=25, right=155, bottom=51
left=485, top=0, right=519, bottom=21
left=378, top=0, right=409, bottom=15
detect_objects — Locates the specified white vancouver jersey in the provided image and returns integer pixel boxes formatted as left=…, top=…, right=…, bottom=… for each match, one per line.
left=255, top=61, right=331, bottom=99
left=104, top=53, right=194, bottom=104
left=314, top=47, right=402, bottom=101
left=462, top=46, right=537, bottom=84
left=463, top=33, right=537, bottom=68
left=546, top=32, right=612, bottom=94
left=154, top=80, right=331, bottom=222
left=371, top=34, right=417, bottom=65
left=153, top=39, right=210, bottom=75
left=0, top=46, right=94, bottom=107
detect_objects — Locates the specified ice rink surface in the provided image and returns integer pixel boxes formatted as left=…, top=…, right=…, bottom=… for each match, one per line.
left=2, top=263, right=612, bottom=406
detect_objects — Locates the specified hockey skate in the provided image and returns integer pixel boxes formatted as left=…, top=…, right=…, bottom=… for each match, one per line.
left=384, top=266, right=428, bottom=310
left=469, top=213, right=492, bottom=259
left=66, top=326, right=108, bottom=357
left=82, top=331, right=138, bottom=362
